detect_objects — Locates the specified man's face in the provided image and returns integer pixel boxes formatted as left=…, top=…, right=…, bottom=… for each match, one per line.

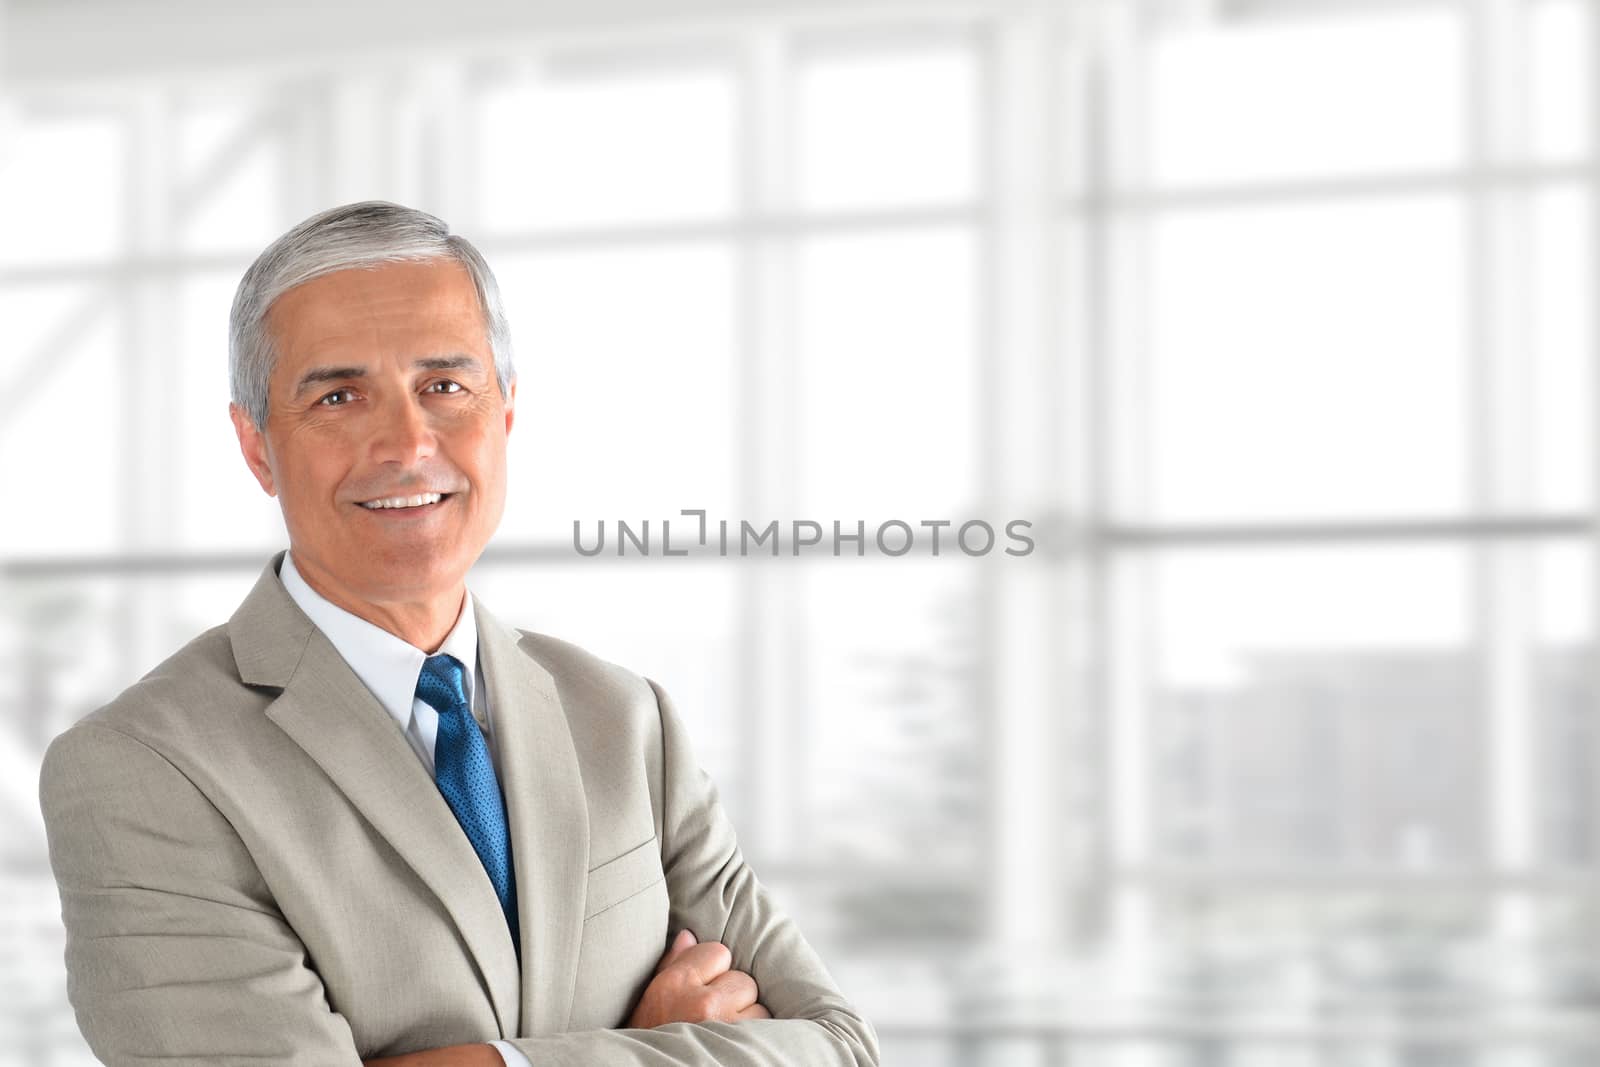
left=231, top=258, right=514, bottom=612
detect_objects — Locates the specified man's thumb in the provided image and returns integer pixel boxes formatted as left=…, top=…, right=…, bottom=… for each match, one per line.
left=659, top=928, right=698, bottom=970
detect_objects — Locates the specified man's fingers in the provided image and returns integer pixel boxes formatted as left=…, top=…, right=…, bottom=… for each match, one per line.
left=672, top=940, right=735, bottom=985
left=627, top=948, right=765, bottom=1029
left=707, top=967, right=759, bottom=1013
left=656, top=929, right=698, bottom=973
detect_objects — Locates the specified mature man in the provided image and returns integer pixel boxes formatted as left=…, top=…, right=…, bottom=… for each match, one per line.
left=38, top=201, right=878, bottom=1066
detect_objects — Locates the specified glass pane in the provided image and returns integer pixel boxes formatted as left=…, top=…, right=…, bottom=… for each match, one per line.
left=1147, top=9, right=1464, bottom=187
left=1134, top=546, right=1480, bottom=869
left=1530, top=186, right=1594, bottom=512
left=1529, top=0, right=1593, bottom=163
left=802, top=560, right=984, bottom=942
left=0, top=111, right=124, bottom=266
left=0, top=284, right=122, bottom=555
left=173, top=272, right=288, bottom=550
left=492, top=242, right=736, bottom=543
left=1129, top=195, right=1468, bottom=522
left=1100, top=890, right=1586, bottom=1057
left=1538, top=897, right=1600, bottom=1025
left=795, top=227, right=979, bottom=520
left=1120, top=895, right=1580, bottom=1049
left=796, top=41, right=979, bottom=212
left=1534, top=542, right=1594, bottom=867
left=174, top=97, right=287, bottom=256
left=466, top=561, right=742, bottom=808
left=477, top=62, right=736, bottom=229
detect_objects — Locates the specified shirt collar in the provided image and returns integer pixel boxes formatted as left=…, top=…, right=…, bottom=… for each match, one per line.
left=278, top=551, right=479, bottom=733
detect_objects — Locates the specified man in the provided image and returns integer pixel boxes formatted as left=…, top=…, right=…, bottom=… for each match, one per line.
left=38, top=201, right=879, bottom=1066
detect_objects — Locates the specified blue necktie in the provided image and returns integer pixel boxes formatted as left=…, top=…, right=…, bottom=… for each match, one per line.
left=416, top=654, right=520, bottom=953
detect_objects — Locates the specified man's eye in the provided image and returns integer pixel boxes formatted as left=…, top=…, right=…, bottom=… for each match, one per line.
left=426, top=380, right=464, bottom=395
left=318, top=388, right=357, bottom=407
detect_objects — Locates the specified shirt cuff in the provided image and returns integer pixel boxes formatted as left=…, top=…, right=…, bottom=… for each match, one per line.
left=489, top=1039, right=533, bottom=1067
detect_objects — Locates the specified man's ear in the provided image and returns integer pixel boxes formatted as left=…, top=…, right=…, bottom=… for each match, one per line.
left=229, top=402, right=277, bottom=497
left=503, top=378, right=516, bottom=438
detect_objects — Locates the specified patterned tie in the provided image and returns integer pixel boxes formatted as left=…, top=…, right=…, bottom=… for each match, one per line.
left=416, top=654, right=520, bottom=952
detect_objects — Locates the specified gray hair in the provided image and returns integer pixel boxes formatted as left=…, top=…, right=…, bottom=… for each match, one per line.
left=228, top=201, right=515, bottom=428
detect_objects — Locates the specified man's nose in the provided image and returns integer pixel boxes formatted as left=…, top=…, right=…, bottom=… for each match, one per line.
left=369, top=394, right=438, bottom=466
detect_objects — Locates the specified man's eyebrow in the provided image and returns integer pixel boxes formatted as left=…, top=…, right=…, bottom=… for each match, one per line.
left=414, top=354, right=483, bottom=373
left=291, top=356, right=484, bottom=400
left=292, top=365, right=366, bottom=399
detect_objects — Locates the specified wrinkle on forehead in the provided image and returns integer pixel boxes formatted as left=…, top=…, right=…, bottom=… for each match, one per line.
left=265, top=259, right=492, bottom=381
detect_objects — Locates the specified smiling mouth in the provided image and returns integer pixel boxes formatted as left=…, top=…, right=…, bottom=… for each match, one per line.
left=358, top=492, right=454, bottom=510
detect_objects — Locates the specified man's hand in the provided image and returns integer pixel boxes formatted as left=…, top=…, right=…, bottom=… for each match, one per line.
left=626, top=929, right=772, bottom=1029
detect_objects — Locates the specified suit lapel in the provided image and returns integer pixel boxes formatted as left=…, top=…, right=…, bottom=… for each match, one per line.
left=230, top=555, right=522, bottom=1038
left=475, top=597, right=591, bottom=1035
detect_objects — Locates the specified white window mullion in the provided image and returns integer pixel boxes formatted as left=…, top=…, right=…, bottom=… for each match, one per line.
left=985, top=4, right=1068, bottom=960
left=1057, top=2, right=1115, bottom=965
left=325, top=74, right=391, bottom=211
left=1096, top=0, right=1159, bottom=1003
left=121, top=89, right=179, bottom=678
left=1467, top=7, right=1550, bottom=1051
left=1586, top=0, right=1600, bottom=879
left=738, top=28, right=807, bottom=872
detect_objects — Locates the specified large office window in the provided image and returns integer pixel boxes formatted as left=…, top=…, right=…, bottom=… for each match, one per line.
left=1086, top=2, right=1599, bottom=1066
left=1, top=1, right=1596, bottom=1064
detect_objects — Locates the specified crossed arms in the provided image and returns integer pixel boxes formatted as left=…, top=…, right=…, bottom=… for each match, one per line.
left=367, top=931, right=773, bottom=1067
left=38, top=679, right=879, bottom=1066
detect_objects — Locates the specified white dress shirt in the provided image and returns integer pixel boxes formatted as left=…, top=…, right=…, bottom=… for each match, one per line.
left=279, top=552, right=534, bottom=1067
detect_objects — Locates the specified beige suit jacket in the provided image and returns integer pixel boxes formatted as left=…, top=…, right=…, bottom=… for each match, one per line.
left=39, top=553, right=878, bottom=1065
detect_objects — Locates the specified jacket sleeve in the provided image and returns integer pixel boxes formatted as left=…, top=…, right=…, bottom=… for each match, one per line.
left=39, top=722, right=365, bottom=1066
left=503, top=678, right=880, bottom=1067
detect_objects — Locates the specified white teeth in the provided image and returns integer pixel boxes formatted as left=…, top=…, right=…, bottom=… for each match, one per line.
left=360, top=492, right=444, bottom=510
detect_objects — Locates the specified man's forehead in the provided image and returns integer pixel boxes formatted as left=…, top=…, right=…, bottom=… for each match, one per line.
left=271, top=259, right=479, bottom=320
left=265, top=260, right=490, bottom=369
